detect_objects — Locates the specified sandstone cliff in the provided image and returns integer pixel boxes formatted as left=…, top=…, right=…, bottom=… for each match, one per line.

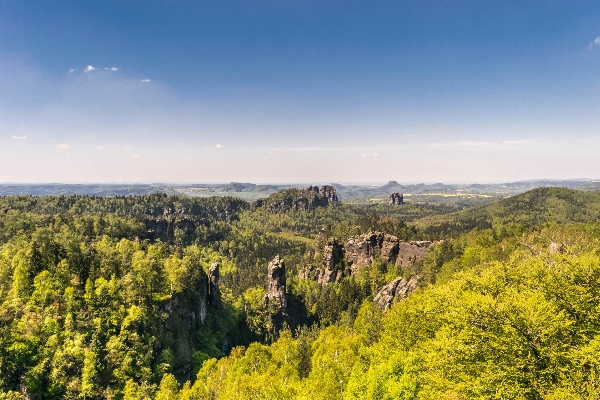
left=300, top=232, right=432, bottom=287
left=373, top=275, right=420, bottom=310
left=265, top=255, right=287, bottom=310
left=209, top=262, right=221, bottom=308
left=396, top=241, right=432, bottom=267
left=344, top=232, right=400, bottom=273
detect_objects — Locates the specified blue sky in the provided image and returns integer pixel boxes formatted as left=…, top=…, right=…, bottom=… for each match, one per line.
left=1, top=1, right=599, bottom=183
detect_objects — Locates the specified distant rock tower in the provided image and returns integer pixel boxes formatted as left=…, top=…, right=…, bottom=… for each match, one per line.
left=389, top=193, right=404, bottom=205
left=266, top=256, right=287, bottom=310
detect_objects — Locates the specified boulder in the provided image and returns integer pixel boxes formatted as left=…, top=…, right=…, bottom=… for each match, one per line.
left=374, top=275, right=420, bottom=310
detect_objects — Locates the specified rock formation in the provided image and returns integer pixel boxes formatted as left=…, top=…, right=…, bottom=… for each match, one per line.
left=320, top=185, right=339, bottom=203
left=266, top=256, right=287, bottom=310
left=388, top=193, right=404, bottom=205
left=345, top=232, right=400, bottom=273
left=265, top=185, right=339, bottom=213
left=208, top=262, right=221, bottom=308
left=548, top=242, right=565, bottom=254
left=317, top=238, right=345, bottom=284
left=374, top=275, right=420, bottom=310
left=161, top=267, right=209, bottom=381
left=396, top=241, right=432, bottom=267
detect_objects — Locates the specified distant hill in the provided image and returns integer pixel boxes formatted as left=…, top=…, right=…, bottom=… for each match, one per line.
left=416, top=187, right=600, bottom=237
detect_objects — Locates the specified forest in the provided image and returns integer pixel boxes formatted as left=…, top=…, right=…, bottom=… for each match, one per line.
left=1, top=187, right=600, bottom=399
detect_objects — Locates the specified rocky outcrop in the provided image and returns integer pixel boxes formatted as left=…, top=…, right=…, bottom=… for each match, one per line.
left=299, top=237, right=347, bottom=285
left=265, top=256, right=287, bottom=310
left=175, top=217, right=196, bottom=232
left=265, top=185, right=339, bottom=213
left=161, top=267, right=209, bottom=382
left=345, top=232, right=400, bottom=273
left=548, top=242, right=564, bottom=254
left=209, top=262, right=221, bottom=308
left=396, top=241, right=432, bottom=267
left=318, top=238, right=345, bottom=284
left=389, top=193, right=404, bottom=205
left=320, top=185, right=339, bottom=203
left=374, top=275, right=420, bottom=310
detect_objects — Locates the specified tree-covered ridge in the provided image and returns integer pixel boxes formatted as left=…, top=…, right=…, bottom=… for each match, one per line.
left=417, top=187, right=600, bottom=238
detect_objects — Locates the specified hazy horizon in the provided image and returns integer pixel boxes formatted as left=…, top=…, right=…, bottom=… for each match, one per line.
left=2, top=1, right=600, bottom=183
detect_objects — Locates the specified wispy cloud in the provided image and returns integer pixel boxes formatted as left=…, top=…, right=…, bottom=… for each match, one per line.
left=56, top=143, right=71, bottom=149
left=11, top=135, right=27, bottom=140
left=68, top=68, right=75, bottom=73
left=589, top=37, right=600, bottom=48
left=361, top=152, right=379, bottom=158
left=129, top=154, right=141, bottom=159
left=84, top=65, right=96, bottom=73
left=215, top=143, right=223, bottom=148
left=141, top=79, right=151, bottom=82
left=104, top=67, right=120, bottom=71
left=96, top=145, right=105, bottom=149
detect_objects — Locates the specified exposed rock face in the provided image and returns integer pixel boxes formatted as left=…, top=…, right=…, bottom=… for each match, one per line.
left=266, top=256, right=287, bottom=310
left=548, top=242, right=564, bottom=254
left=396, top=241, right=432, bottom=267
left=175, top=218, right=196, bottom=232
left=299, top=237, right=347, bottom=285
left=374, top=275, right=420, bottom=310
left=345, top=232, right=400, bottom=273
left=145, top=219, right=168, bottom=237
left=317, top=238, right=345, bottom=284
left=320, top=185, right=339, bottom=203
left=209, top=262, right=221, bottom=308
left=299, top=232, right=432, bottom=287
left=161, top=268, right=209, bottom=382
left=389, top=193, right=404, bottom=205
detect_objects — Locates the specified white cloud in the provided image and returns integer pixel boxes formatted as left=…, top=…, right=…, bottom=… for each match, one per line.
left=96, top=145, right=105, bottom=149
left=84, top=65, right=96, bottom=73
left=129, top=154, right=141, bottom=159
left=68, top=68, right=75, bottom=73
left=589, top=37, right=600, bottom=48
left=11, top=135, right=26, bottom=140
left=361, top=152, right=379, bottom=158
left=215, top=143, right=223, bottom=148
left=141, top=79, right=151, bottom=82
left=110, top=67, right=120, bottom=71
left=56, top=143, right=71, bottom=149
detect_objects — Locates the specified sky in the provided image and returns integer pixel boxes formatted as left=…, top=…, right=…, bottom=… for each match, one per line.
left=1, top=0, right=600, bottom=184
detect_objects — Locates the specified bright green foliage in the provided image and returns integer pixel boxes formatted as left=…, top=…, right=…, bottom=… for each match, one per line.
left=1, top=190, right=600, bottom=399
